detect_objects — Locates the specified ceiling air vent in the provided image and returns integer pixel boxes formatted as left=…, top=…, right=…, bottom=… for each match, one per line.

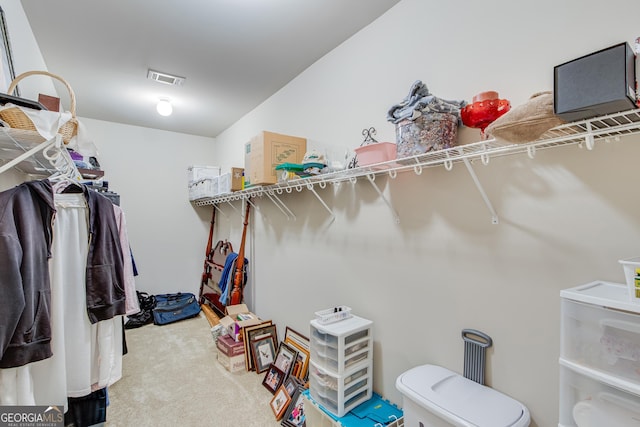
left=147, top=69, right=185, bottom=86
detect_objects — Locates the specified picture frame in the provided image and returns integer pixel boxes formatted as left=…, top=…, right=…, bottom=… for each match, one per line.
left=0, top=6, right=17, bottom=95
left=242, top=321, right=275, bottom=371
left=269, top=384, right=291, bottom=421
left=262, top=363, right=286, bottom=394
left=285, top=337, right=310, bottom=381
left=273, top=341, right=298, bottom=377
left=251, top=335, right=276, bottom=374
left=281, top=385, right=306, bottom=427
left=283, top=375, right=303, bottom=398
left=285, top=326, right=310, bottom=352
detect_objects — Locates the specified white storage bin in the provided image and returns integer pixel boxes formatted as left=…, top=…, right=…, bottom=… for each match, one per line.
left=396, top=364, right=529, bottom=427
left=188, top=177, right=218, bottom=201
left=217, top=172, right=232, bottom=195
left=309, top=360, right=372, bottom=417
left=559, top=359, right=640, bottom=427
left=561, top=281, right=640, bottom=382
left=310, top=315, right=373, bottom=375
left=187, top=165, right=220, bottom=183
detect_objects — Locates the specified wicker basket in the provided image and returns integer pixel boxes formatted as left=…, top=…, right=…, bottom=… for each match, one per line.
left=0, top=70, right=78, bottom=144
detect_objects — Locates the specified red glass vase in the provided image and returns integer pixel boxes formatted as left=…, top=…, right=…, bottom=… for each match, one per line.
left=461, top=91, right=510, bottom=139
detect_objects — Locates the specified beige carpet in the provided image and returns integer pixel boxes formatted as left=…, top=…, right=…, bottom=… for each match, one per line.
left=106, top=313, right=282, bottom=427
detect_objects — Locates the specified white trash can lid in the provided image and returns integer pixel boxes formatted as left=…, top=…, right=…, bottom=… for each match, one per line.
left=396, top=364, right=530, bottom=427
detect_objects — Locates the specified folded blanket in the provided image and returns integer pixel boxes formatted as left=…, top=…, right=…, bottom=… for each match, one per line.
left=387, top=80, right=466, bottom=124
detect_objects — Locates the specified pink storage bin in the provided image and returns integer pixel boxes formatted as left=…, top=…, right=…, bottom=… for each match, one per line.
left=354, top=142, right=397, bottom=166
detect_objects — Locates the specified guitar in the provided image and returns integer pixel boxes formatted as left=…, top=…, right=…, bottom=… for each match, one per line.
left=230, top=200, right=250, bottom=305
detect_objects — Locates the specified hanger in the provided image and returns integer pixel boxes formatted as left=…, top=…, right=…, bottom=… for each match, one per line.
left=45, top=141, right=83, bottom=193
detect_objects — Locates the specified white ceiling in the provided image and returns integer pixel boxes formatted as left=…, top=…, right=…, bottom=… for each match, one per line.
left=19, top=0, right=400, bottom=138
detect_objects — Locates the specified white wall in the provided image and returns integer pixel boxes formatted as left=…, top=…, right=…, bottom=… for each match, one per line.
left=78, top=118, right=218, bottom=296
left=2, top=0, right=639, bottom=425
left=211, top=1, right=640, bottom=426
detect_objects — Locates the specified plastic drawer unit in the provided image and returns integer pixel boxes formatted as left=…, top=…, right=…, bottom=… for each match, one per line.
left=561, top=281, right=640, bottom=382
left=309, top=359, right=373, bottom=417
left=560, top=280, right=640, bottom=427
left=310, top=315, right=373, bottom=375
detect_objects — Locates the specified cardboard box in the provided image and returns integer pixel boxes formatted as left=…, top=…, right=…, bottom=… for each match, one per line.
left=244, top=131, right=306, bottom=185
left=230, top=167, right=244, bottom=191
left=554, top=42, right=637, bottom=122
left=219, top=303, right=262, bottom=341
left=217, top=334, right=245, bottom=357
left=217, top=351, right=245, bottom=373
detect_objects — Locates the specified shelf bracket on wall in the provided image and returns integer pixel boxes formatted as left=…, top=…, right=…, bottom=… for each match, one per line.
left=212, top=203, right=229, bottom=221
left=306, top=183, right=335, bottom=222
left=266, top=191, right=296, bottom=221
left=226, top=200, right=245, bottom=219
left=461, top=157, right=499, bottom=225
left=366, top=173, right=400, bottom=224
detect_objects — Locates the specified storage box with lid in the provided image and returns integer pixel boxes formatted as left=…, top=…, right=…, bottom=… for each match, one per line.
left=309, top=359, right=372, bottom=417
left=244, top=131, right=306, bottom=186
left=310, top=314, right=373, bottom=374
left=554, top=42, right=637, bottom=122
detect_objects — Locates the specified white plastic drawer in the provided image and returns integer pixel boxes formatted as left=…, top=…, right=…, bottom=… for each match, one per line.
left=309, top=360, right=372, bottom=417
left=310, top=315, right=373, bottom=374
left=559, top=359, right=640, bottom=427
left=561, top=298, right=640, bottom=383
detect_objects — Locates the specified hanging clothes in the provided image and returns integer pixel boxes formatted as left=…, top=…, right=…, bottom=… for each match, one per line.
left=0, top=179, right=135, bottom=412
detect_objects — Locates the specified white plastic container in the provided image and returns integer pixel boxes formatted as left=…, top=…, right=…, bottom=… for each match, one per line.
left=396, top=364, right=530, bottom=427
left=309, top=359, right=372, bottom=417
left=619, top=257, right=640, bottom=303
left=560, top=281, right=640, bottom=382
left=310, top=315, right=373, bottom=374
left=559, top=359, right=640, bottom=427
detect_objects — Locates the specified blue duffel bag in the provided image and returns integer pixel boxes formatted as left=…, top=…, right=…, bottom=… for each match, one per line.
left=152, top=292, right=201, bottom=325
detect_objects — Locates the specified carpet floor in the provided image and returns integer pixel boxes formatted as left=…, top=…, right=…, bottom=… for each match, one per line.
left=106, top=313, right=283, bottom=427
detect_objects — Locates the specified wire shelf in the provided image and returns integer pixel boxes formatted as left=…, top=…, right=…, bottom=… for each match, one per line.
left=193, top=109, right=640, bottom=209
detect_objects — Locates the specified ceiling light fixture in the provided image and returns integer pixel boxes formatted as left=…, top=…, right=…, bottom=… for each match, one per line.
left=156, top=98, right=173, bottom=116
